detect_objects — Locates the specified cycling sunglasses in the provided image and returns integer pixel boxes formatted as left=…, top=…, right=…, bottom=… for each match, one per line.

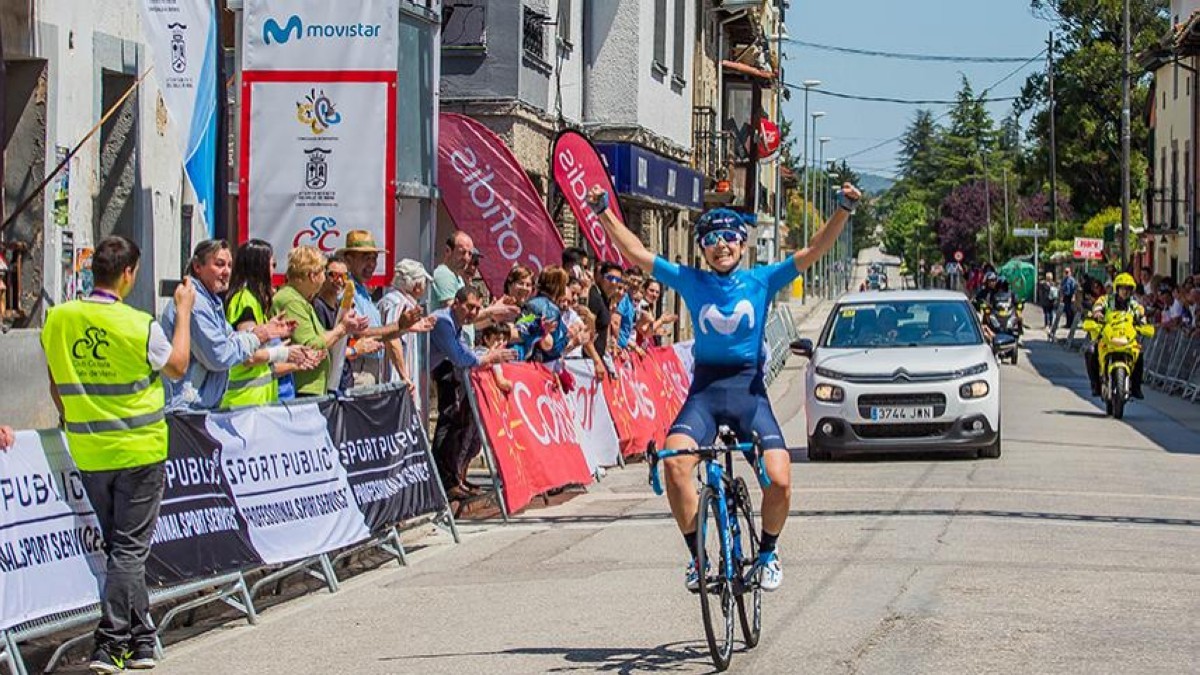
left=699, top=229, right=744, bottom=248
left=603, top=274, right=626, bottom=285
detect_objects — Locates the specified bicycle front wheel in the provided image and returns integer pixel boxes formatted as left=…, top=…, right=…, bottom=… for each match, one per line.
left=696, top=486, right=736, bottom=671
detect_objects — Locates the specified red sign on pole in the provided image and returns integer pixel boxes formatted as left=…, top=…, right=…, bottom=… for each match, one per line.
left=953, top=250, right=964, bottom=263
left=757, top=118, right=782, bottom=161
left=551, top=130, right=628, bottom=267
left=1073, top=237, right=1104, bottom=260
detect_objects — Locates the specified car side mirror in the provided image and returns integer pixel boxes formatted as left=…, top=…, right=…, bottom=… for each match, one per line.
left=789, top=338, right=814, bottom=358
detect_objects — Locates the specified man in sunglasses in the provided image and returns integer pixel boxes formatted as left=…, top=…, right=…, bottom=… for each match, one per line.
left=588, top=182, right=860, bottom=593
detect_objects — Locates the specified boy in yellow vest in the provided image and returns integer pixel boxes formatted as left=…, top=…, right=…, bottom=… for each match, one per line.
left=41, top=235, right=195, bottom=673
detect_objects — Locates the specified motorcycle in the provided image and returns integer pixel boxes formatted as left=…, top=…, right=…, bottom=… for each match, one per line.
left=1082, top=310, right=1154, bottom=420
left=981, top=291, right=1023, bottom=364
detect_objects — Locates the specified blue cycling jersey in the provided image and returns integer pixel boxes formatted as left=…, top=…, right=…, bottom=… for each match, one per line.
left=652, top=256, right=798, bottom=367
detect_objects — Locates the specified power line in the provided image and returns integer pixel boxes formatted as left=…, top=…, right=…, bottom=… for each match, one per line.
left=837, top=49, right=1048, bottom=162
left=785, top=38, right=1038, bottom=63
left=789, top=85, right=1020, bottom=105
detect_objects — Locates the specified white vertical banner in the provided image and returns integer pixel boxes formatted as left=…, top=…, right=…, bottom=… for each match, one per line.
left=208, top=403, right=371, bottom=565
left=240, top=0, right=399, bottom=284
left=673, top=340, right=695, bottom=378
left=138, top=0, right=218, bottom=235
left=0, top=431, right=105, bottom=630
left=563, top=361, right=622, bottom=473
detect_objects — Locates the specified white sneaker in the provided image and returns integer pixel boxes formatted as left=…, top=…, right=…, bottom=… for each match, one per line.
left=758, top=552, right=782, bottom=592
left=685, top=559, right=703, bottom=592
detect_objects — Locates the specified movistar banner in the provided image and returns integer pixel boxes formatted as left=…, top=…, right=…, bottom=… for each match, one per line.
left=243, top=0, right=399, bottom=72
left=138, top=0, right=219, bottom=235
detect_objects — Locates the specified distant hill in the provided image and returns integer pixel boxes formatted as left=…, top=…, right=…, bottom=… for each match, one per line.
left=858, top=172, right=896, bottom=195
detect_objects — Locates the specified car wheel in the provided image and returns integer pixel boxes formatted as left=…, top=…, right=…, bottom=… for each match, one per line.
left=977, top=435, right=1001, bottom=459
left=807, top=436, right=832, bottom=462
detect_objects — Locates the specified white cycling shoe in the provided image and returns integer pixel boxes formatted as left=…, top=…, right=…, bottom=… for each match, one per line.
left=758, top=551, right=782, bottom=592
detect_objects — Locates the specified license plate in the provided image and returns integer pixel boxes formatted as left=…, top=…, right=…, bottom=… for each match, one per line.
left=870, top=406, right=935, bottom=421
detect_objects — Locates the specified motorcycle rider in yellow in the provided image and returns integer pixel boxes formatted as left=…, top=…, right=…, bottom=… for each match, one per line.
left=40, top=236, right=195, bottom=674
left=1085, top=272, right=1146, bottom=399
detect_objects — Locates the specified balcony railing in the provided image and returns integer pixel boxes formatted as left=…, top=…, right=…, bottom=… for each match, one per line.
left=692, top=106, right=734, bottom=182
left=1146, top=186, right=1191, bottom=233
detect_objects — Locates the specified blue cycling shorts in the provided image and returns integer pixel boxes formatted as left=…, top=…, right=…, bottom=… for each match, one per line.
left=668, top=364, right=787, bottom=451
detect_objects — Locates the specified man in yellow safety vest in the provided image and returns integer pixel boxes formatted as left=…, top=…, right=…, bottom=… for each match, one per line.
left=41, top=235, right=195, bottom=674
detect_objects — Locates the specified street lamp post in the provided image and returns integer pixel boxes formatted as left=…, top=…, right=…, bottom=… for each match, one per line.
left=771, top=20, right=789, bottom=268
left=818, top=137, right=831, bottom=297
left=800, top=81, right=821, bottom=303
left=809, top=111, right=825, bottom=299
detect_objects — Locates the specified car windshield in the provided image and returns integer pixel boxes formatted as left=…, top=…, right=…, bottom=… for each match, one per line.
left=823, top=300, right=983, bottom=348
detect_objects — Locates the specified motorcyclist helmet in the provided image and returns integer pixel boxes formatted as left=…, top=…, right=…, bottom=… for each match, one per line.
left=694, top=208, right=749, bottom=247
left=1113, top=272, right=1136, bottom=291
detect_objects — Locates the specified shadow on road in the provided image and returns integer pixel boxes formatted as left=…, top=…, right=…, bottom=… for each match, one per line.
left=393, top=639, right=729, bottom=674
left=1023, top=338, right=1200, bottom=455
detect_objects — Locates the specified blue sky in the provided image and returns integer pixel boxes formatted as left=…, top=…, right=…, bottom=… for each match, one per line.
left=782, top=1, right=1052, bottom=179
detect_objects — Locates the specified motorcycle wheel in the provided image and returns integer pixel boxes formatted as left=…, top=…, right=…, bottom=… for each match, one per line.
left=1010, top=348, right=1019, bottom=365
left=1111, top=368, right=1127, bottom=420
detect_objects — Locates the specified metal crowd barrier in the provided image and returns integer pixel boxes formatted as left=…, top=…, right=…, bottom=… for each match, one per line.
left=763, top=305, right=799, bottom=388
left=1144, top=331, right=1200, bottom=401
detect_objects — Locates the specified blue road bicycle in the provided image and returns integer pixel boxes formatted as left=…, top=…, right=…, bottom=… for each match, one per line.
left=646, top=426, right=770, bottom=671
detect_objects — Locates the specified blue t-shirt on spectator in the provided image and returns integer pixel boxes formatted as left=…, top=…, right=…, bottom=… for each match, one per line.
left=616, top=294, right=637, bottom=348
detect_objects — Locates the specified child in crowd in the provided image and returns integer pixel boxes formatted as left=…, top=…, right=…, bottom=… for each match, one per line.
left=478, top=322, right=520, bottom=393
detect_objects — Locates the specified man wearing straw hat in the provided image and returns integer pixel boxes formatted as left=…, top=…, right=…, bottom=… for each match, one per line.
left=337, top=230, right=435, bottom=387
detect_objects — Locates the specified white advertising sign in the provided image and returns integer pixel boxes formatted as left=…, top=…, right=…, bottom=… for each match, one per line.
left=1073, top=237, right=1104, bottom=260
left=208, top=403, right=371, bottom=565
left=0, top=431, right=105, bottom=630
left=243, top=0, right=399, bottom=72
left=564, top=360, right=621, bottom=473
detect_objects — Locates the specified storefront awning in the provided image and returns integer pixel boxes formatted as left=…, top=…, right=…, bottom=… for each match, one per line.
left=595, top=143, right=704, bottom=211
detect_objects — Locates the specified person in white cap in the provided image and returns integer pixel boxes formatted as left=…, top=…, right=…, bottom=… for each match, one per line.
left=378, top=258, right=434, bottom=390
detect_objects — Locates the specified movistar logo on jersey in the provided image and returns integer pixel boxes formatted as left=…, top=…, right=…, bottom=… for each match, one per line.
left=262, top=15, right=382, bottom=46
left=698, top=300, right=756, bottom=336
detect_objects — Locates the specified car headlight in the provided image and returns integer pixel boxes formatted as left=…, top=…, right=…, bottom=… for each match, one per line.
left=815, top=366, right=847, bottom=380
left=959, top=380, right=990, bottom=399
left=814, top=383, right=845, bottom=402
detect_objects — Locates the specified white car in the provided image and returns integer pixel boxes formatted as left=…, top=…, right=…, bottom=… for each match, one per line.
left=792, top=290, right=1001, bottom=461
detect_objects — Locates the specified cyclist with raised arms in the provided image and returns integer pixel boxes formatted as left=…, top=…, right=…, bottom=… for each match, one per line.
left=587, top=182, right=861, bottom=591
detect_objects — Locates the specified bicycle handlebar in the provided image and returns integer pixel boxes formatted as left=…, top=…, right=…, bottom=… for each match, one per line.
left=645, top=442, right=771, bottom=496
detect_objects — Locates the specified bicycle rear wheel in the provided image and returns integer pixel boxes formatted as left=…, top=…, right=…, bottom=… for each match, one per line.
left=731, top=477, right=762, bottom=649
left=696, top=486, right=736, bottom=671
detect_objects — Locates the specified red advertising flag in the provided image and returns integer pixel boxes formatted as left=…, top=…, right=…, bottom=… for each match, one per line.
left=757, top=118, right=782, bottom=161
left=438, top=113, right=565, bottom=296
left=468, top=363, right=593, bottom=514
left=648, top=346, right=691, bottom=419
left=551, top=130, right=628, bottom=266
left=603, top=353, right=670, bottom=457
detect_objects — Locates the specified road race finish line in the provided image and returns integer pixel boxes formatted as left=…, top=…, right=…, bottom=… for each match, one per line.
left=469, top=363, right=593, bottom=514
left=0, top=431, right=105, bottom=631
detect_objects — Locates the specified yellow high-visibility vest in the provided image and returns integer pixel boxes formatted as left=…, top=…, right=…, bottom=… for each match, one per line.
left=221, top=288, right=278, bottom=408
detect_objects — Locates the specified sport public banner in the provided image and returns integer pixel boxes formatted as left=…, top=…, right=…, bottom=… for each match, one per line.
left=551, top=131, right=628, bottom=267
left=438, top=112, right=566, bottom=296
left=0, top=431, right=105, bottom=631
left=138, top=0, right=219, bottom=236
left=148, top=415, right=260, bottom=585
left=322, top=387, right=444, bottom=531
left=468, top=363, right=593, bottom=514
left=241, top=0, right=399, bottom=285
left=205, top=402, right=372, bottom=565
left=562, top=360, right=621, bottom=473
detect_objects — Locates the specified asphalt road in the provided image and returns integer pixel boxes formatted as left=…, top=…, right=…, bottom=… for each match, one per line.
left=148, top=261, right=1200, bottom=675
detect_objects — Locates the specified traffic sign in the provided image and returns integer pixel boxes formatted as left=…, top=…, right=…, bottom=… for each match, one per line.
left=1073, top=237, right=1104, bottom=260
left=953, top=250, right=964, bottom=262
left=1013, top=227, right=1049, bottom=238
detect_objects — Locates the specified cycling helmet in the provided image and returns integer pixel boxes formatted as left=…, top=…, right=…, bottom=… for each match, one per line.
left=694, top=208, right=749, bottom=244
left=984, top=271, right=998, bottom=284
left=1113, top=272, right=1136, bottom=290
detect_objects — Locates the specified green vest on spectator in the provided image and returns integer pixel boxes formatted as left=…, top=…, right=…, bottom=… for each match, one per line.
left=221, top=289, right=278, bottom=408
left=41, top=300, right=168, bottom=471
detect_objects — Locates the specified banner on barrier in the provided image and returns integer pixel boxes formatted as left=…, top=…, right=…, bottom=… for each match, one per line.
left=469, top=363, right=593, bottom=514
left=0, top=431, right=104, bottom=631
left=324, top=388, right=443, bottom=529
left=605, top=353, right=668, bottom=457
left=651, top=346, right=692, bottom=412
left=563, top=360, right=621, bottom=473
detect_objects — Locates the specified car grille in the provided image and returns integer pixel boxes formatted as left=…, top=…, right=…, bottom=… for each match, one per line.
left=852, top=422, right=953, bottom=439
left=856, top=393, right=947, bottom=418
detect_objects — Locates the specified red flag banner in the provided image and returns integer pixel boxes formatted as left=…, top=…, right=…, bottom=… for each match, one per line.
left=647, top=346, right=690, bottom=420
left=551, top=130, right=628, bottom=266
left=438, top=113, right=565, bottom=296
left=468, top=363, right=592, bottom=514
left=604, top=353, right=670, bottom=457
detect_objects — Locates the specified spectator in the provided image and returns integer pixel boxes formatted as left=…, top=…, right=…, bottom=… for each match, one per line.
left=0, top=424, right=15, bottom=450
left=338, top=231, right=431, bottom=387
left=502, top=264, right=535, bottom=306
left=1189, top=288, right=1200, bottom=336
left=478, top=323, right=517, bottom=392
left=223, top=240, right=320, bottom=406
left=1137, top=266, right=1153, bottom=295
left=431, top=231, right=519, bottom=338
left=377, top=258, right=434, bottom=388
left=637, top=279, right=677, bottom=347
left=1059, top=267, right=1078, bottom=334
left=313, top=255, right=383, bottom=393
left=566, top=249, right=616, bottom=367
left=160, top=240, right=302, bottom=411
left=40, top=235, right=195, bottom=672
left=271, top=246, right=369, bottom=396
left=429, top=286, right=514, bottom=499
left=1037, top=272, right=1057, bottom=330
left=1158, top=280, right=1185, bottom=330
left=615, top=267, right=644, bottom=354
left=594, top=263, right=626, bottom=356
